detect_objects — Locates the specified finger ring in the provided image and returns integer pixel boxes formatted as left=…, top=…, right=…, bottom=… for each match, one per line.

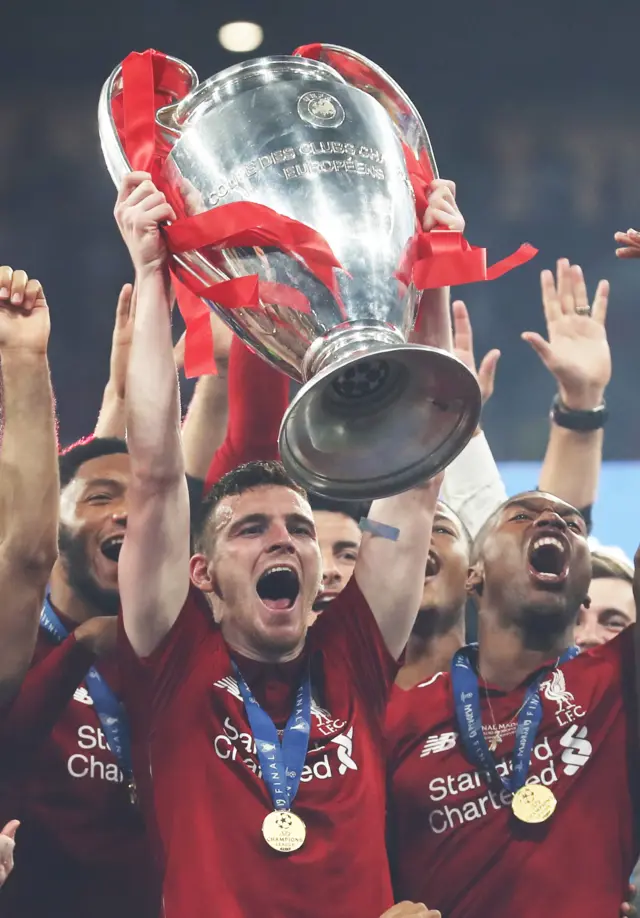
left=575, top=306, right=591, bottom=316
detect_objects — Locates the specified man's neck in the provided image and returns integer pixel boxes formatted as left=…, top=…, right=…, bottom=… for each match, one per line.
left=477, top=612, right=574, bottom=692
left=48, top=562, right=99, bottom=626
left=396, top=623, right=465, bottom=690
left=223, top=630, right=307, bottom=665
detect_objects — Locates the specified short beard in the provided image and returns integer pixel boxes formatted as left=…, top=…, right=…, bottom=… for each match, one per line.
left=512, top=599, right=580, bottom=652
left=58, top=525, right=120, bottom=617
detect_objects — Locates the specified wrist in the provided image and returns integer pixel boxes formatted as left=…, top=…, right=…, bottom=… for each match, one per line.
left=557, top=384, right=606, bottom=411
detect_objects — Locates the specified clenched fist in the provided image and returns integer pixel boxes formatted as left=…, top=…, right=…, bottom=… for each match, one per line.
left=114, top=172, right=176, bottom=275
left=0, top=267, right=50, bottom=354
left=380, top=903, right=442, bottom=918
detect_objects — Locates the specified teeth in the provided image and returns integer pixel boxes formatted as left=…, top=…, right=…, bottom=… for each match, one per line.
left=532, top=537, right=564, bottom=551
left=264, top=565, right=296, bottom=576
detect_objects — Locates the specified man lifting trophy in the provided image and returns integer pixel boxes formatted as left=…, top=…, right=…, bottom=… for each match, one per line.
left=98, top=44, right=534, bottom=499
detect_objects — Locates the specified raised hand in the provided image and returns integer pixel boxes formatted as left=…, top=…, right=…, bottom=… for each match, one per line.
left=0, top=267, right=50, bottom=354
left=614, top=228, right=640, bottom=259
left=0, top=820, right=18, bottom=887
left=422, top=179, right=464, bottom=233
left=452, top=299, right=500, bottom=405
left=521, top=258, right=610, bottom=409
left=114, top=172, right=176, bottom=275
left=379, top=903, right=441, bottom=918
left=108, top=283, right=136, bottom=401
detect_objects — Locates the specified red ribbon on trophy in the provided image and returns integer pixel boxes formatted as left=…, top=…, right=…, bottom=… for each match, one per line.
left=116, top=49, right=344, bottom=377
left=295, top=44, right=538, bottom=292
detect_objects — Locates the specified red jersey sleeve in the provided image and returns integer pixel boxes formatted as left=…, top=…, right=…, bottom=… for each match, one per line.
left=205, top=337, right=289, bottom=489
left=0, top=635, right=95, bottom=758
left=310, top=575, right=399, bottom=727
left=118, top=586, right=214, bottom=724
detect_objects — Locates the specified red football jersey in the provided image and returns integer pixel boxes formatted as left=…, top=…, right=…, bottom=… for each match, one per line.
left=0, top=624, right=158, bottom=918
left=119, top=577, right=396, bottom=918
left=386, top=628, right=640, bottom=918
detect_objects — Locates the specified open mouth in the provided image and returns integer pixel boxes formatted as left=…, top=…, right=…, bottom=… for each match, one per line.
left=312, top=592, right=336, bottom=613
left=100, top=535, right=124, bottom=563
left=425, top=551, right=441, bottom=580
left=256, top=565, right=301, bottom=612
left=527, top=533, right=569, bottom=585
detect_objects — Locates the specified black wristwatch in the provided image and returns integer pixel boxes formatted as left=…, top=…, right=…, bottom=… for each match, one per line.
left=550, top=394, right=608, bottom=431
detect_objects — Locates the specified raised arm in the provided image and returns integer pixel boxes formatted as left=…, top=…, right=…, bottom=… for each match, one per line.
left=115, top=173, right=190, bottom=657
left=354, top=179, right=460, bottom=659
left=94, top=283, right=135, bottom=439
left=204, top=335, right=290, bottom=488
left=0, top=268, right=58, bottom=702
left=440, top=299, right=507, bottom=537
left=523, top=259, right=609, bottom=514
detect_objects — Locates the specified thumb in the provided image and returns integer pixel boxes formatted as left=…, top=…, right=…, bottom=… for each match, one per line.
left=521, top=331, right=554, bottom=367
left=1, top=821, right=19, bottom=840
left=477, top=349, right=501, bottom=402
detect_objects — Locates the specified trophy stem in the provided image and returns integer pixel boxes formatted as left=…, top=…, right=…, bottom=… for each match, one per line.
left=302, top=323, right=406, bottom=381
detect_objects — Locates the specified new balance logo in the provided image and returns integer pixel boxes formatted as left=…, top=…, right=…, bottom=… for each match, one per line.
left=559, top=724, right=592, bottom=775
left=331, top=727, right=358, bottom=774
left=420, top=732, right=458, bottom=757
left=214, top=676, right=243, bottom=700
left=73, top=687, right=93, bottom=706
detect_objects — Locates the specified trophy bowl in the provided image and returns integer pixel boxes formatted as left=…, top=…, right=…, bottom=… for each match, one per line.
left=99, top=47, right=481, bottom=499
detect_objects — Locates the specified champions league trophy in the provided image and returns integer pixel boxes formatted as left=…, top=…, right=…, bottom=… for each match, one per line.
left=98, top=45, right=483, bottom=499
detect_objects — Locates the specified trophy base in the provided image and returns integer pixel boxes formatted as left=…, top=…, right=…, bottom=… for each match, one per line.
left=279, top=343, right=481, bottom=500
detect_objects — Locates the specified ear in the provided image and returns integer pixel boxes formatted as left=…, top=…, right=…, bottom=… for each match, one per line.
left=190, top=552, right=217, bottom=595
left=466, top=562, right=484, bottom=598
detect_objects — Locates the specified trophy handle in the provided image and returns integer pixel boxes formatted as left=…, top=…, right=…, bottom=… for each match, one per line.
left=97, top=54, right=199, bottom=186
left=294, top=44, right=438, bottom=179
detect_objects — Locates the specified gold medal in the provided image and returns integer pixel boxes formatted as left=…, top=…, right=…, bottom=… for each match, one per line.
left=511, top=784, right=557, bottom=824
left=262, top=810, right=306, bottom=853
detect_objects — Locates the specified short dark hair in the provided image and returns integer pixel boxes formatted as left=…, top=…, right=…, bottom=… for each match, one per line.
left=307, top=493, right=371, bottom=525
left=59, top=437, right=128, bottom=489
left=194, top=460, right=307, bottom=551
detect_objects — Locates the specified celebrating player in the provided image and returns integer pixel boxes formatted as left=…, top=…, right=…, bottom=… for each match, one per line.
left=388, top=490, right=639, bottom=917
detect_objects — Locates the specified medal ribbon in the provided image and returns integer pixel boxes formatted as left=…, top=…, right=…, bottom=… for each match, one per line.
left=40, top=598, right=134, bottom=786
left=231, top=661, right=311, bottom=812
left=451, top=643, right=579, bottom=793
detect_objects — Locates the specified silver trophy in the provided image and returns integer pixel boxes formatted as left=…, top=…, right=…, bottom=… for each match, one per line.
left=98, top=46, right=481, bottom=499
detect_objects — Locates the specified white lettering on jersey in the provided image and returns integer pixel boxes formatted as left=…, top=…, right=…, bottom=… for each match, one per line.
left=73, top=686, right=93, bottom=705
left=420, top=732, right=458, bottom=757
left=425, top=738, right=557, bottom=835
left=213, top=676, right=243, bottom=700
left=331, top=727, right=358, bottom=774
left=540, top=669, right=586, bottom=726
left=559, top=724, right=593, bottom=775
left=67, top=724, right=123, bottom=785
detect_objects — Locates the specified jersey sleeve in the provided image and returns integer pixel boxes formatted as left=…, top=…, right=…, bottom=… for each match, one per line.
left=204, top=337, right=290, bottom=489
left=118, top=586, right=214, bottom=725
left=0, top=635, right=95, bottom=759
left=310, top=576, right=399, bottom=727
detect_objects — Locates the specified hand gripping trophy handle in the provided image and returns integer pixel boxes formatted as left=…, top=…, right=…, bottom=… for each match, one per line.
left=98, top=45, right=481, bottom=500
